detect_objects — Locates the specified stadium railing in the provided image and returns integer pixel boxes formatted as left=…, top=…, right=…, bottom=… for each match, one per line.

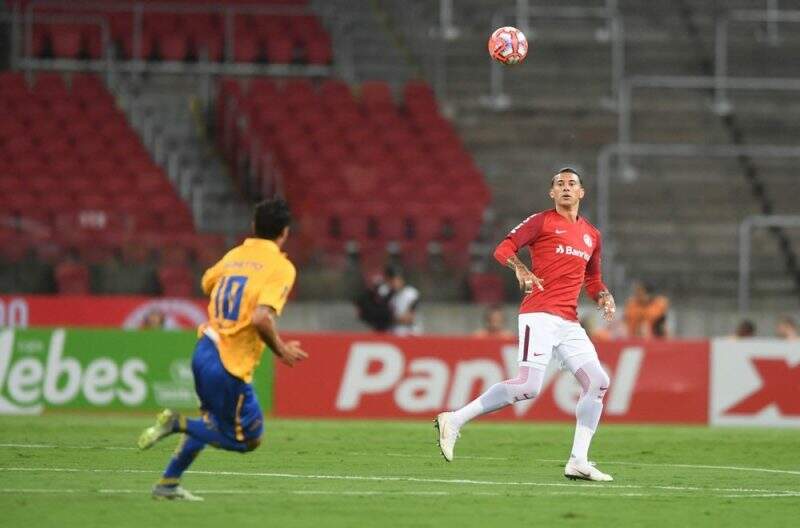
left=482, top=3, right=625, bottom=110
left=594, top=143, right=800, bottom=295
left=615, top=75, right=800, bottom=172
left=714, top=8, right=800, bottom=115
left=739, top=215, right=800, bottom=312
left=11, top=0, right=354, bottom=80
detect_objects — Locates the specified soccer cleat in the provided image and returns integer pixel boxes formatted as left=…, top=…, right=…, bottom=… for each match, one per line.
left=564, top=458, right=613, bottom=482
left=434, top=412, right=460, bottom=462
left=152, top=484, right=203, bottom=501
left=138, top=409, right=180, bottom=450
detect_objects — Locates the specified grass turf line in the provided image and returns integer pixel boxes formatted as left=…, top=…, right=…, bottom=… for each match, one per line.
left=1, top=416, right=798, bottom=527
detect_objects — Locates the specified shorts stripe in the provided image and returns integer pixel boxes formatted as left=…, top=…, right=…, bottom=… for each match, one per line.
left=522, top=325, right=531, bottom=362
left=234, top=394, right=245, bottom=442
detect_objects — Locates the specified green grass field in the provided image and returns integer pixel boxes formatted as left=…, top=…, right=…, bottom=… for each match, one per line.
left=1, top=415, right=798, bottom=527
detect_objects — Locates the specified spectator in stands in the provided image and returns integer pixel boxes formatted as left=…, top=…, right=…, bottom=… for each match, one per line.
left=733, top=319, right=757, bottom=339
left=141, top=309, right=166, bottom=330
left=624, top=281, right=669, bottom=339
left=474, top=305, right=514, bottom=339
left=379, top=265, right=421, bottom=336
left=775, top=316, right=799, bottom=340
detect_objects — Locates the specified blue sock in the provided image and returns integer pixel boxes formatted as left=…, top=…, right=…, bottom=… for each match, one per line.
left=185, top=418, right=249, bottom=452
left=160, top=435, right=205, bottom=485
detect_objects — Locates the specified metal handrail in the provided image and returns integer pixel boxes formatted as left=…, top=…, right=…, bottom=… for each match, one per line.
left=714, top=8, right=800, bottom=113
left=596, top=143, right=800, bottom=240
left=484, top=4, right=624, bottom=109
left=596, top=143, right=800, bottom=297
left=618, top=75, right=800, bottom=148
left=739, top=215, right=800, bottom=312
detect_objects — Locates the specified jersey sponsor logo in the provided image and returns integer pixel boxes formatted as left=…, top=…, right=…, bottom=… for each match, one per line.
left=555, top=244, right=590, bottom=261
left=583, top=234, right=593, bottom=248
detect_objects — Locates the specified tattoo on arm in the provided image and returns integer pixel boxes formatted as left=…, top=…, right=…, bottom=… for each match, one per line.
left=506, top=255, right=529, bottom=273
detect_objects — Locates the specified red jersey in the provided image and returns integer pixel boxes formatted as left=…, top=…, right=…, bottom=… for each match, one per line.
left=494, top=209, right=607, bottom=321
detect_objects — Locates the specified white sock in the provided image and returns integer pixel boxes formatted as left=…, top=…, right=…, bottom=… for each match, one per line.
left=570, top=425, right=595, bottom=463
left=450, top=383, right=511, bottom=429
left=450, top=366, right=543, bottom=430
left=569, top=359, right=609, bottom=462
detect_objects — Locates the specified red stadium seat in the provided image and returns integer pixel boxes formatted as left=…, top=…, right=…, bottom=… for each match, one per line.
left=233, top=34, right=261, bottom=63
left=0, top=72, right=29, bottom=97
left=468, top=273, right=505, bottom=304
left=50, top=24, right=83, bottom=58
left=159, top=32, right=190, bottom=61
left=266, top=34, right=294, bottom=64
left=55, top=261, right=91, bottom=294
left=158, top=265, right=195, bottom=297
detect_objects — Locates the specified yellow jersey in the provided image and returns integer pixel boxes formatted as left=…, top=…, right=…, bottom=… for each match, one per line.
left=200, top=238, right=296, bottom=382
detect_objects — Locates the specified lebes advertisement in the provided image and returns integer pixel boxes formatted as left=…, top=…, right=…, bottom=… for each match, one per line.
left=0, top=328, right=273, bottom=414
left=274, top=335, right=710, bottom=423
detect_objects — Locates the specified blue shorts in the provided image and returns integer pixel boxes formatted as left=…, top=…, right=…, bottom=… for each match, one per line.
left=191, top=335, right=264, bottom=443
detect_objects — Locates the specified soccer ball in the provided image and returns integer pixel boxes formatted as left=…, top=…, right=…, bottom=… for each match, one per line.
left=487, top=26, right=528, bottom=65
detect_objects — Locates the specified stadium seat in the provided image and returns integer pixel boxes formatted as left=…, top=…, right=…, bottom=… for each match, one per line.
left=217, top=77, right=488, bottom=269
left=158, top=264, right=195, bottom=297
left=468, top=273, right=506, bottom=304
left=50, top=24, right=83, bottom=59
left=159, top=32, right=190, bottom=61
left=54, top=260, right=91, bottom=294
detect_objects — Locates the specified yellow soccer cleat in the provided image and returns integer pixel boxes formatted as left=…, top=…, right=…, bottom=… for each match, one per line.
left=138, top=409, right=180, bottom=450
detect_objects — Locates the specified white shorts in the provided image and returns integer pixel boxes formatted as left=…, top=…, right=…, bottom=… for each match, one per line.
left=517, top=312, right=597, bottom=372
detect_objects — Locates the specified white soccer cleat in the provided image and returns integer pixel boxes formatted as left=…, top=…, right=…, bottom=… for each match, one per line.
left=434, top=412, right=460, bottom=462
left=564, top=458, right=613, bottom=482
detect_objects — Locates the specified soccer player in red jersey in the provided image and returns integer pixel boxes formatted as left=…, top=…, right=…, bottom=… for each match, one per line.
left=436, top=168, right=617, bottom=482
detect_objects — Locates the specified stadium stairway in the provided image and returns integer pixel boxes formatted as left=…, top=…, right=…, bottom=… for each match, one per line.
left=311, top=0, right=412, bottom=88
left=114, top=73, right=251, bottom=236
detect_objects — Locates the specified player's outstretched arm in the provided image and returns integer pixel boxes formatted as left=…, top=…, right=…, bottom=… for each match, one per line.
left=252, top=305, right=308, bottom=367
left=493, top=238, right=544, bottom=293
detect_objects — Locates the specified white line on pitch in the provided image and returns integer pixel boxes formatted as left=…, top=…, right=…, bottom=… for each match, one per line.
left=533, top=458, right=800, bottom=477
left=375, top=452, right=800, bottom=477
left=0, top=487, right=664, bottom=498
left=0, top=488, right=81, bottom=493
left=1, top=466, right=798, bottom=496
left=0, top=443, right=136, bottom=451
left=721, top=493, right=800, bottom=498
left=349, top=452, right=509, bottom=461
left=2, top=444, right=795, bottom=477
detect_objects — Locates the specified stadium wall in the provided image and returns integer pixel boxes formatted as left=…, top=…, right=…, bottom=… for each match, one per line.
left=0, top=295, right=795, bottom=338
left=0, top=327, right=797, bottom=427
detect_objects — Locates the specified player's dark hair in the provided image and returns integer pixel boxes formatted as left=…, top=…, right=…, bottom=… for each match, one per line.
left=551, top=167, right=582, bottom=186
left=253, top=197, right=291, bottom=240
left=736, top=319, right=756, bottom=337
left=384, top=264, right=404, bottom=279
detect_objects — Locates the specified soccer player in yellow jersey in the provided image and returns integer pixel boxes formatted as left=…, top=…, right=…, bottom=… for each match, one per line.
left=137, top=198, right=308, bottom=501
